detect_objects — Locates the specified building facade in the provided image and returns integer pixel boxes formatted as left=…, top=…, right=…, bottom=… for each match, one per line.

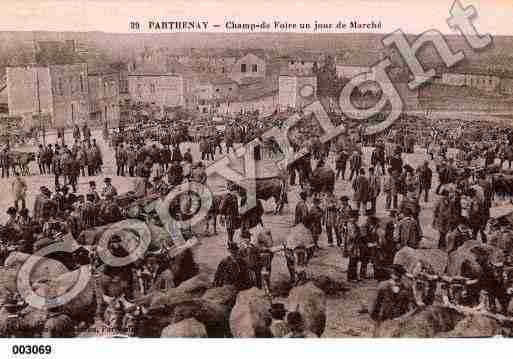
left=439, top=72, right=501, bottom=93
left=88, top=71, right=120, bottom=127
left=278, top=75, right=317, bottom=110
left=7, top=63, right=89, bottom=129
left=230, top=53, right=266, bottom=84
left=128, top=72, right=185, bottom=110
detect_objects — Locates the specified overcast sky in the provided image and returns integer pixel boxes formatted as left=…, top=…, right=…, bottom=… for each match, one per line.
left=1, top=0, right=512, bottom=35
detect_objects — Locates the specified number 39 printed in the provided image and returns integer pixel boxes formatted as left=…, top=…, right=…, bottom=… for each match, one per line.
left=11, top=344, right=52, bottom=355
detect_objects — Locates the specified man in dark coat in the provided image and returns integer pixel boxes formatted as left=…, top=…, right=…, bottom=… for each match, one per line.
left=352, top=168, right=369, bottom=214
left=418, top=161, right=432, bottom=202
left=389, top=152, right=403, bottom=175
left=213, top=242, right=252, bottom=290
left=220, top=185, right=240, bottom=244
left=348, top=151, right=362, bottom=181
left=396, top=207, right=422, bottom=249
left=335, top=149, right=349, bottom=180
left=294, top=191, right=309, bottom=225
left=167, top=160, right=184, bottom=187
left=446, top=218, right=473, bottom=253
left=433, top=189, right=452, bottom=250
left=308, top=197, right=323, bottom=248
left=371, top=144, right=386, bottom=175
left=183, top=148, right=193, bottom=164
left=115, top=144, right=127, bottom=177
left=370, top=264, right=417, bottom=335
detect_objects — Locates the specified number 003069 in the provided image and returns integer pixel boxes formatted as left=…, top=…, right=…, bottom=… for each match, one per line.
left=11, top=344, right=52, bottom=355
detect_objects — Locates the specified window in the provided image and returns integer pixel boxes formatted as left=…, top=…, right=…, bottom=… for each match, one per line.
left=221, top=67, right=225, bottom=73
left=241, top=64, right=247, bottom=73
left=229, top=87, right=232, bottom=91
left=252, top=64, right=258, bottom=72
left=80, top=74, right=84, bottom=92
left=58, top=78, right=63, bottom=95
left=150, top=83, right=156, bottom=93
left=215, top=88, right=220, bottom=92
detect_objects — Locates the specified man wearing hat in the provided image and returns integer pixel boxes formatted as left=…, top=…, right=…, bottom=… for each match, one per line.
left=446, top=217, right=473, bottom=253
left=11, top=172, right=27, bottom=212
left=102, top=178, right=118, bottom=199
left=324, top=193, right=341, bottom=247
left=352, top=168, right=369, bottom=215
left=395, top=207, right=422, bottom=249
left=213, top=242, right=252, bottom=291
left=191, top=162, right=207, bottom=185
left=151, top=175, right=169, bottom=196
left=115, top=143, right=127, bottom=177
left=269, top=303, right=289, bottom=338
left=346, top=209, right=361, bottom=281
left=33, top=186, right=50, bottom=221
left=0, top=294, right=26, bottom=337
left=294, top=191, right=309, bottom=226
left=337, top=196, right=351, bottom=248
left=137, top=253, right=175, bottom=296
left=309, top=197, right=323, bottom=249
left=284, top=311, right=317, bottom=338
left=369, top=264, right=416, bottom=334
left=88, top=181, right=101, bottom=203
left=5, top=207, right=19, bottom=229
left=167, top=160, right=184, bottom=187
left=220, top=184, right=240, bottom=244
left=348, top=150, right=362, bottom=181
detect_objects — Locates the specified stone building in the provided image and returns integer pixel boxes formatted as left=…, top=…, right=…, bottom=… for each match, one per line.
left=6, top=63, right=89, bottom=129
left=88, top=67, right=120, bottom=127
left=278, top=73, right=317, bottom=110
left=128, top=72, right=186, bottom=111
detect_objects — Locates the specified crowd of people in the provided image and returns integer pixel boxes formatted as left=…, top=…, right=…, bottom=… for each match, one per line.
left=3, top=110, right=513, bottom=337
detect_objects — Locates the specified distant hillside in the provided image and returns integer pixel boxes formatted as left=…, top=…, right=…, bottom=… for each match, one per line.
left=0, top=31, right=512, bottom=73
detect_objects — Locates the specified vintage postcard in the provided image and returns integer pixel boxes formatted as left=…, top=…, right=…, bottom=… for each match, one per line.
left=0, top=0, right=512, bottom=351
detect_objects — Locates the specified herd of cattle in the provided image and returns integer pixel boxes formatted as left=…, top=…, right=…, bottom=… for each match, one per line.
left=1, top=230, right=513, bottom=338
left=1, top=168, right=513, bottom=339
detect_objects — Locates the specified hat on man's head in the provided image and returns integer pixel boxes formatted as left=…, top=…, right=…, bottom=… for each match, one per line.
left=403, top=165, right=414, bottom=173
left=349, top=209, right=360, bottom=219
left=286, top=311, right=304, bottom=331
left=227, top=242, right=239, bottom=253
left=401, top=207, right=413, bottom=217
left=104, top=177, right=112, bottom=183
left=339, top=195, right=349, bottom=202
left=269, top=303, right=287, bottom=320
left=469, top=246, right=490, bottom=259
left=6, top=207, right=16, bottom=216
left=390, top=264, right=406, bottom=277
left=89, top=181, right=96, bottom=186
left=457, top=217, right=471, bottom=228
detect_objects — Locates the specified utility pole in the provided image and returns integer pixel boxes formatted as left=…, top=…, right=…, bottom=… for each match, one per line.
left=36, top=68, right=46, bottom=146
